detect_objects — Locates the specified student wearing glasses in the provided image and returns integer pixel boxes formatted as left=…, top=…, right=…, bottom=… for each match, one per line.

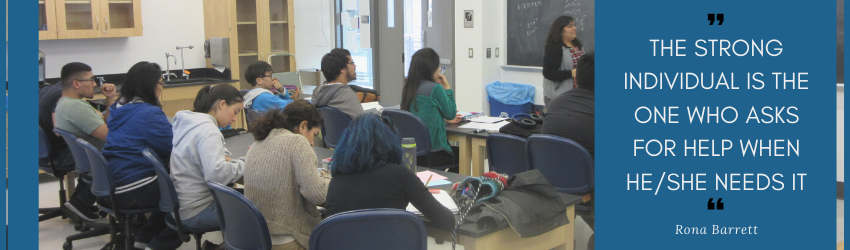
left=243, top=61, right=298, bottom=113
left=51, top=62, right=117, bottom=221
left=312, top=48, right=365, bottom=119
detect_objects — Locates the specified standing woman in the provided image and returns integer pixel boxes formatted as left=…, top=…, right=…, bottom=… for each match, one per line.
left=400, top=48, right=462, bottom=169
left=542, top=16, right=585, bottom=107
left=100, top=62, right=182, bottom=250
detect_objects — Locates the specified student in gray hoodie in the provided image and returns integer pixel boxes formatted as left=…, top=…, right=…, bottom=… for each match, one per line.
left=312, top=48, right=365, bottom=119
left=170, top=83, right=246, bottom=249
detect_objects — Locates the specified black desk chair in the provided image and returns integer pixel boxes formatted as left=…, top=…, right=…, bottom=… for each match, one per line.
left=143, top=148, right=214, bottom=250
left=382, top=109, right=458, bottom=171
left=53, top=128, right=114, bottom=250
left=317, top=107, right=352, bottom=149
left=486, top=133, right=529, bottom=176
left=38, top=126, right=71, bottom=222
left=207, top=181, right=273, bottom=250
left=78, top=138, right=158, bottom=250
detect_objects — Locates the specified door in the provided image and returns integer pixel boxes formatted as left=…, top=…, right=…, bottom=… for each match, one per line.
left=39, top=0, right=58, bottom=40
left=100, top=0, right=142, bottom=37
left=373, top=0, right=404, bottom=106
left=337, top=0, right=375, bottom=88
left=57, top=0, right=102, bottom=39
left=421, top=0, right=453, bottom=89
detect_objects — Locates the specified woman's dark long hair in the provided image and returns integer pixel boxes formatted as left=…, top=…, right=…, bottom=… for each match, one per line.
left=249, top=100, right=323, bottom=141
left=400, top=48, right=441, bottom=112
left=192, top=83, right=243, bottom=113
left=544, top=16, right=583, bottom=50
left=120, top=61, right=163, bottom=107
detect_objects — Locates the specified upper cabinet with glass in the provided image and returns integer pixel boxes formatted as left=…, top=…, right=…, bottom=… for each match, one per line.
left=42, top=0, right=141, bottom=40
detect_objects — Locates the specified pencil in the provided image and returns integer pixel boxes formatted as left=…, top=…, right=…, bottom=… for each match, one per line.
left=424, top=174, right=434, bottom=186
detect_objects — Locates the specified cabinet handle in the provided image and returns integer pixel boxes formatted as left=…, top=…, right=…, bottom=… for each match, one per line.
left=95, top=16, right=99, bottom=30
left=104, top=17, right=109, bottom=33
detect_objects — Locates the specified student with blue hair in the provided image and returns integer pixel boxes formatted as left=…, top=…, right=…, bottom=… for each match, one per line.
left=324, top=113, right=456, bottom=230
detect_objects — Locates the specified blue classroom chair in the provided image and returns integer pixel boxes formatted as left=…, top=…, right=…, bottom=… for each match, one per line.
left=486, top=133, right=529, bottom=176
left=309, top=209, right=427, bottom=250
left=382, top=109, right=456, bottom=170
left=207, top=181, right=273, bottom=250
left=317, top=107, right=352, bottom=149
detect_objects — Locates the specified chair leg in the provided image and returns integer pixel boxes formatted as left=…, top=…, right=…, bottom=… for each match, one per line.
left=39, top=207, right=63, bottom=221
left=194, top=233, right=204, bottom=250
left=124, top=216, right=135, bottom=250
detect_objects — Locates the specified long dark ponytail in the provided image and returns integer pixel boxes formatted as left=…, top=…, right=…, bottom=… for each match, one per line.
left=401, top=48, right=441, bottom=112
left=192, top=83, right=244, bottom=113
left=544, top=16, right=583, bottom=50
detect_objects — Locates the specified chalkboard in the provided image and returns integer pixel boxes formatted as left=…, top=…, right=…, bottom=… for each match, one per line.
left=506, top=0, right=594, bottom=67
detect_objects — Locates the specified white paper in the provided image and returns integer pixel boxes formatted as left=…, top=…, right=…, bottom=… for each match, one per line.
left=361, top=101, right=384, bottom=112
left=406, top=191, right=459, bottom=215
left=459, top=121, right=509, bottom=132
left=469, top=116, right=508, bottom=123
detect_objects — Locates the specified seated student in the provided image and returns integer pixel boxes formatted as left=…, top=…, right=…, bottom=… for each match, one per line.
left=324, top=113, right=456, bottom=231
left=312, top=48, right=365, bottom=119
left=243, top=100, right=330, bottom=250
left=52, top=62, right=117, bottom=221
left=242, top=61, right=297, bottom=112
left=541, top=52, right=594, bottom=249
left=399, top=48, right=463, bottom=169
left=99, top=62, right=182, bottom=250
left=170, top=83, right=246, bottom=250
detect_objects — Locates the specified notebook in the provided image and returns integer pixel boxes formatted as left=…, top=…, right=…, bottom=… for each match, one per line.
left=406, top=190, right=460, bottom=215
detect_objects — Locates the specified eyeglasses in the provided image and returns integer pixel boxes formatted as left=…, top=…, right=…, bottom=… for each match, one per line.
left=348, top=61, right=356, bottom=65
left=263, top=75, right=273, bottom=78
left=75, top=78, right=95, bottom=82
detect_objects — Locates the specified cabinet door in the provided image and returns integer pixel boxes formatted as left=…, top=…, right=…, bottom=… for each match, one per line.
left=39, top=0, right=59, bottom=40
left=100, top=0, right=142, bottom=37
left=56, top=0, right=102, bottom=39
left=235, top=0, right=261, bottom=88
left=263, top=0, right=295, bottom=72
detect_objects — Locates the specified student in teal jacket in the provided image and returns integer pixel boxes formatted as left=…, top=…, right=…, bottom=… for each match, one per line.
left=400, top=48, right=462, bottom=170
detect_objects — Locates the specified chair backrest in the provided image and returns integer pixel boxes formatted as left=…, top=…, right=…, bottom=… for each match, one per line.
left=380, top=109, right=431, bottom=156
left=317, top=107, right=352, bottom=149
left=142, top=148, right=191, bottom=239
left=487, top=133, right=529, bottom=176
left=309, top=209, right=427, bottom=250
left=207, top=181, right=272, bottom=250
left=53, top=128, right=91, bottom=173
left=38, top=126, right=51, bottom=159
left=245, top=108, right=263, bottom=128
left=526, top=134, right=594, bottom=194
left=75, top=138, right=115, bottom=198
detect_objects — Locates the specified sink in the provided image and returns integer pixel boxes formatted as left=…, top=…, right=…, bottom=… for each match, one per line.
left=164, top=78, right=221, bottom=84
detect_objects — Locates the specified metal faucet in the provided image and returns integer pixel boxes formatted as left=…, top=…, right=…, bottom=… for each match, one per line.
left=163, top=53, right=178, bottom=81
left=176, top=46, right=195, bottom=79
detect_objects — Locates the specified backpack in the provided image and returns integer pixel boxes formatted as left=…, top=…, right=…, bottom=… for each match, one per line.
left=349, top=85, right=380, bottom=103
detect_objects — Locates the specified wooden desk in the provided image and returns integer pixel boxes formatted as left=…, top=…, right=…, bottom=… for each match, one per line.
left=446, top=123, right=493, bottom=177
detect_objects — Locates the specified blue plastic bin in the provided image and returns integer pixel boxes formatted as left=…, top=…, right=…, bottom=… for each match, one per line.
left=486, top=82, right=535, bottom=117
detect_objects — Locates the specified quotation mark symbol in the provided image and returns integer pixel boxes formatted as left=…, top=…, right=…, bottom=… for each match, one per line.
left=708, top=13, right=724, bottom=25
left=707, top=198, right=724, bottom=210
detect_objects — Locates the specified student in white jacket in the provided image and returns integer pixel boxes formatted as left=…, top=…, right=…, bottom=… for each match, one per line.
left=170, top=83, right=245, bottom=247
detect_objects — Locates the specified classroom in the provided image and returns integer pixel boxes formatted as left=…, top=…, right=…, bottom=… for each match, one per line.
left=28, top=0, right=843, bottom=250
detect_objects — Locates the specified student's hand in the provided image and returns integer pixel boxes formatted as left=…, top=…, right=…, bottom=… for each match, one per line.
left=436, top=73, right=450, bottom=90
left=571, top=68, right=577, bottom=77
left=225, top=155, right=233, bottom=162
left=446, top=114, right=462, bottom=124
left=320, top=170, right=331, bottom=178
left=101, top=83, right=118, bottom=99
left=272, top=78, right=282, bottom=90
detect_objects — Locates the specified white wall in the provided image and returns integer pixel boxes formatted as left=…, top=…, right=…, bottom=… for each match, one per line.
left=454, top=0, right=484, bottom=113
left=457, top=0, right=552, bottom=115
left=39, top=0, right=207, bottom=78
left=839, top=85, right=844, bottom=182
left=294, top=0, right=335, bottom=70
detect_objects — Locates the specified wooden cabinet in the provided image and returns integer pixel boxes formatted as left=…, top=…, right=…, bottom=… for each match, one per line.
left=39, top=0, right=59, bottom=40
left=204, top=0, right=296, bottom=89
left=41, top=0, right=142, bottom=40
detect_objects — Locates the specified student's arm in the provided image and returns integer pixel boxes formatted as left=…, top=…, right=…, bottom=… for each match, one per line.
left=404, top=169, right=456, bottom=230
left=431, top=86, right=458, bottom=120
left=100, top=83, right=118, bottom=122
left=52, top=113, right=60, bottom=137
left=90, top=124, right=109, bottom=141
left=197, top=133, right=245, bottom=184
left=542, top=45, right=573, bottom=82
left=254, top=93, right=294, bottom=111
left=144, top=110, right=173, bottom=159
left=289, top=136, right=329, bottom=205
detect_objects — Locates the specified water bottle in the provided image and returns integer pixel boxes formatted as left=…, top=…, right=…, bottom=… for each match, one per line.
left=402, top=138, right=417, bottom=173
